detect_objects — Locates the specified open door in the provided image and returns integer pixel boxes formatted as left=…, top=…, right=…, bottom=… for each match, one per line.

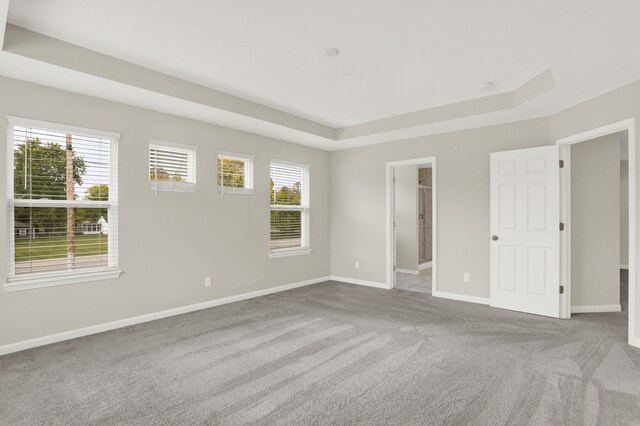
left=490, top=146, right=561, bottom=318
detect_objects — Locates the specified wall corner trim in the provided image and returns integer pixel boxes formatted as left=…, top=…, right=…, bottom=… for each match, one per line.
left=432, top=290, right=490, bottom=305
left=0, top=275, right=331, bottom=357
left=571, top=304, right=622, bottom=314
left=329, top=276, right=389, bottom=289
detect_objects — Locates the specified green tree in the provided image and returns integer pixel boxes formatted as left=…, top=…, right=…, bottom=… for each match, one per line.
left=13, top=138, right=86, bottom=235
left=86, top=184, right=109, bottom=201
left=218, top=158, right=245, bottom=188
left=270, top=179, right=303, bottom=244
left=76, top=184, right=109, bottom=224
left=14, top=138, right=86, bottom=200
left=149, top=167, right=184, bottom=182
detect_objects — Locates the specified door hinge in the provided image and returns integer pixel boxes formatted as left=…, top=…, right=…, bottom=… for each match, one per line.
left=559, top=160, right=564, bottom=168
left=559, top=222, right=565, bottom=231
left=559, top=285, right=565, bottom=294
left=393, top=265, right=396, bottom=272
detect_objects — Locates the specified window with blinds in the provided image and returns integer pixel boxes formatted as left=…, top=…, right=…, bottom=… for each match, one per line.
left=270, top=161, right=310, bottom=257
left=149, top=141, right=197, bottom=193
left=218, top=151, right=254, bottom=195
left=7, top=117, right=120, bottom=288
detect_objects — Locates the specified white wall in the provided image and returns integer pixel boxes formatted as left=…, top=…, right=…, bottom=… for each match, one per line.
left=394, top=165, right=418, bottom=272
left=0, top=76, right=331, bottom=347
left=571, top=134, right=620, bottom=307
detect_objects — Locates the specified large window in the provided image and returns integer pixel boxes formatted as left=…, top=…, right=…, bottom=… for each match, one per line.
left=218, top=151, right=254, bottom=195
left=149, top=141, right=197, bottom=193
left=6, top=117, right=120, bottom=290
left=270, top=160, right=310, bottom=257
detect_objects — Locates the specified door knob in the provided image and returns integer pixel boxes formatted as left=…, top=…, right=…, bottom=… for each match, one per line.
left=492, top=235, right=499, bottom=241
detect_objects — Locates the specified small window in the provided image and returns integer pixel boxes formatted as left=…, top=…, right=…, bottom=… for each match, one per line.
left=218, top=151, right=254, bottom=195
left=269, top=160, right=310, bottom=258
left=6, top=117, right=120, bottom=290
left=149, top=141, right=197, bottom=193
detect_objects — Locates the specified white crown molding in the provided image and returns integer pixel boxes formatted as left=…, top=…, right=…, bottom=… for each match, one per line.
left=0, top=25, right=559, bottom=151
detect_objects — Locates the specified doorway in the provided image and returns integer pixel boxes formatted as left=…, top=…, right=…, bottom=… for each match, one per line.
left=386, top=157, right=437, bottom=293
left=418, top=167, right=433, bottom=267
left=557, top=118, right=637, bottom=348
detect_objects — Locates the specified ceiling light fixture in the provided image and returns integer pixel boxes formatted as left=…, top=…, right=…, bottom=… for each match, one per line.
left=480, top=82, right=494, bottom=91
left=324, top=48, right=340, bottom=57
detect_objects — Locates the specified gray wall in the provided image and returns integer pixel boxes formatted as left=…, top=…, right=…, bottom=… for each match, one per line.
left=549, top=79, right=640, bottom=337
left=331, top=77, right=640, bottom=340
left=0, top=77, right=331, bottom=346
left=330, top=118, right=550, bottom=298
left=571, top=135, right=620, bottom=307
left=394, top=165, right=418, bottom=272
left=621, top=159, right=629, bottom=266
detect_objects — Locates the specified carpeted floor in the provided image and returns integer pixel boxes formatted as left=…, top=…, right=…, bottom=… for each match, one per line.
left=1, top=280, right=639, bottom=425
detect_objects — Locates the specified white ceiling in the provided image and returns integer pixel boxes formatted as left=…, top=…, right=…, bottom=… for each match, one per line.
left=5, top=0, right=640, bottom=149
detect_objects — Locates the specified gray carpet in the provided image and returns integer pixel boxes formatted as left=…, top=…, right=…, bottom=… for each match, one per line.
left=1, top=280, right=639, bottom=425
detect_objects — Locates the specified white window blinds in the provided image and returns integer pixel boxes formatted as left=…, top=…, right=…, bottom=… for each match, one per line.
left=218, top=151, right=254, bottom=195
left=7, top=118, right=119, bottom=285
left=149, top=141, right=197, bottom=193
left=270, top=161, right=310, bottom=256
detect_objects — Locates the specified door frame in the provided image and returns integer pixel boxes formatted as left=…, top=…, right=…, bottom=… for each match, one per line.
left=556, top=118, right=637, bottom=348
left=386, top=157, right=437, bottom=290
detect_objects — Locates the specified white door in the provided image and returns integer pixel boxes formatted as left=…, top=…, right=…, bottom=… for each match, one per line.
left=490, top=146, right=560, bottom=317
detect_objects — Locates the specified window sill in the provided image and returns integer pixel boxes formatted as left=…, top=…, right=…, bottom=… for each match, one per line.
left=269, top=248, right=311, bottom=259
left=4, top=269, right=122, bottom=292
left=218, top=187, right=253, bottom=195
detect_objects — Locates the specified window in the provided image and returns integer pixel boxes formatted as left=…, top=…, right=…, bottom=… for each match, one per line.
left=218, top=151, right=254, bottom=195
left=149, top=141, right=197, bottom=193
left=270, top=160, right=310, bottom=258
left=6, top=117, right=120, bottom=290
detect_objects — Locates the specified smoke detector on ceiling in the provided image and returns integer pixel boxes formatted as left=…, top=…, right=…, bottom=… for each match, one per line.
left=480, top=82, right=494, bottom=91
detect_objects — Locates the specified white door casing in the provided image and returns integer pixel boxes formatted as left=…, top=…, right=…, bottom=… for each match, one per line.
left=490, top=146, right=561, bottom=318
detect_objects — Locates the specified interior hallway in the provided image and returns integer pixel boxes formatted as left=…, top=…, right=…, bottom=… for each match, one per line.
left=396, top=267, right=432, bottom=293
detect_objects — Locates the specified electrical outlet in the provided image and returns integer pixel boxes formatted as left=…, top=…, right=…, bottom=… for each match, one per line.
left=355, top=261, right=360, bottom=269
left=463, top=273, right=470, bottom=283
left=205, top=277, right=212, bottom=288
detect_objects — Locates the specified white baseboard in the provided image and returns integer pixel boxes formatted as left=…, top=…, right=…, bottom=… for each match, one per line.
left=0, top=275, right=331, bottom=357
left=396, top=268, right=419, bottom=275
left=571, top=304, right=622, bottom=313
left=630, top=336, right=640, bottom=349
left=419, top=261, right=432, bottom=270
left=432, top=290, right=490, bottom=306
left=329, top=275, right=389, bottom=289
left=620, top=265, right=629, bottom=270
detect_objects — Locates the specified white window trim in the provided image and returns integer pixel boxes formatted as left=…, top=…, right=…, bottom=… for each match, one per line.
left=269, top=160, right=311, bottom=258
left=5, top=117, right=121, bottom=291
left=149, top=140, right=198, bottom=193
left=218, top=151, right=254, bottom=195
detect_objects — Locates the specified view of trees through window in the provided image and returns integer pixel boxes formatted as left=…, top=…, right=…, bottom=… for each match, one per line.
left=270, top=163, right=305, bottom=251
left=12, top=127, right=111, bottom=276
left=218, top=157, right=245, bottom=188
